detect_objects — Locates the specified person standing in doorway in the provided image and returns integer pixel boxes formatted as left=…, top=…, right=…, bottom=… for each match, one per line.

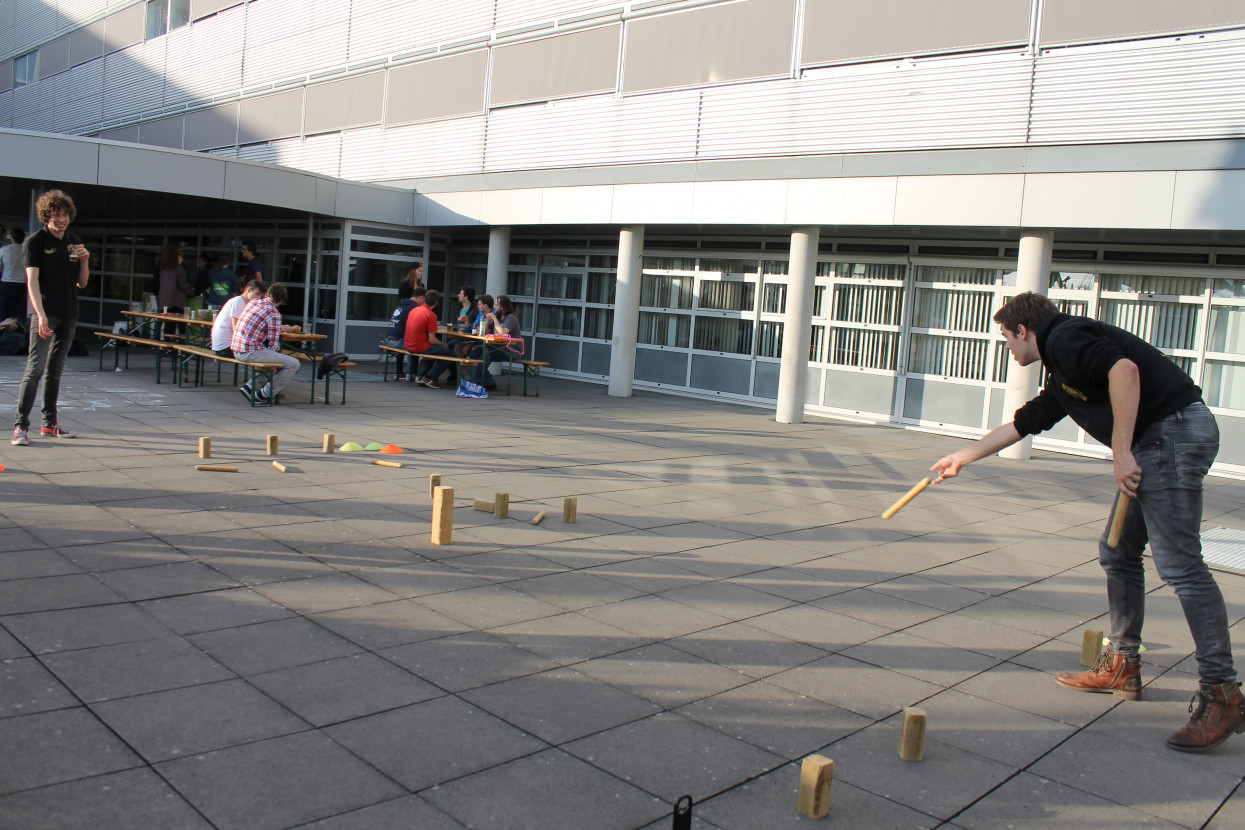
left=12, top=190, right=89, bottom=445
left=240, top=240, right=264, bottom=284
left=0, top=227, right=27, bottom=325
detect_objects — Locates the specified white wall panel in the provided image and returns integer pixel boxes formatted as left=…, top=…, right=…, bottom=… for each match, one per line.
left=346, top=0, right=493, bottom=62
left=784, top=177, right=898, bottom=224
left=102, top=39, right=166, bottom=120
left=1030, top=32, right=1245, bottom=144
left=241, top=0, right=349, bottom=86
left=0, top=90, right=11, bottom=128
left=162, top=9, right=242, bottom=105
left=1021, top=172, right=1177, bottom=228
left=699, top=52, right=1031, bottom=159
left=11, top=80, right=54, bottom=131
left=12, top=5, right=55, bottom=54
left=495, top=0, right=605, bottom=30
left=340, top=117, right=487, bottom=181
left=234, top=132, right=344, bottom=179
left=894, top=174, right=1025, bottom=226
left=540, top=184, right=613, bottom=223
left=53, top=59, right=104, bottom=130
left=691, top=180, right=789, bottom=224
left=57, top=0, right=112, bottom=28
left=1172, top=170, right=1245, bottom=230
left=484, top=92, right=700, bottom=172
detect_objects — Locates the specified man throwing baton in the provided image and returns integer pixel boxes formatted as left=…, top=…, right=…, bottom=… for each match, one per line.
left=931, top=291, right=1239, bottom=753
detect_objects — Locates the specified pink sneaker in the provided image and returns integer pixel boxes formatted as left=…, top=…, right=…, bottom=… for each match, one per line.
left=11, top=427, right=28, bottom=446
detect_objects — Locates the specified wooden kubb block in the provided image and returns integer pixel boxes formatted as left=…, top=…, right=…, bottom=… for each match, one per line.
left=429, top=474, right=442, bottom=498
left=797, top=755, right=833, bottom=818
left=432, top=485, right=454, bottom=546
left=198, top=437, right=211, bottom=459
left=266, top=435, right=278, bottom=455
left=1081, top=628, right=1105, bottom=666
left=563, top=497, right=577, bottom=523
left=323, top=433, right=335, bottom=453
left=473, top=498, right=496, bottom=512
left=494, top=492, right=509, bottom=518
left=898, top=707, right=926, bottom=762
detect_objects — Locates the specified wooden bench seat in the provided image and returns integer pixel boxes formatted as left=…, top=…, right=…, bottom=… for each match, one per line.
left=379, top=345, right=480, bottom=386
left=311, top=356, right=356, bottom=405
left=94, top=331, right=179, bottom=383
left=172, top=344, right=286, bottom=407
left=508, top=359, right=549, bottom=397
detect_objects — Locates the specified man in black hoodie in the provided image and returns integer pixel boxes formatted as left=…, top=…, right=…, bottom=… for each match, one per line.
left=931, top=291, right=1238, bottom=753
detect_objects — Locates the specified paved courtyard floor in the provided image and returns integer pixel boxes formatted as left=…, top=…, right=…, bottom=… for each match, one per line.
left=2, top=354, right=1245, bottom=829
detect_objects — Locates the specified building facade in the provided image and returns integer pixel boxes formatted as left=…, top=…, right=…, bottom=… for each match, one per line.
left=1, top=0, right=1244, bottom=474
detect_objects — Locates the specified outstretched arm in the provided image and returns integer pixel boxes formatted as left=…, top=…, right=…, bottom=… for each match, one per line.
left=930, top=422, right=1023, bottom=483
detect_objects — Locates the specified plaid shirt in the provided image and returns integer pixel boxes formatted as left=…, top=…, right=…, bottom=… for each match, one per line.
left=230, top=296, right=282, bottom=353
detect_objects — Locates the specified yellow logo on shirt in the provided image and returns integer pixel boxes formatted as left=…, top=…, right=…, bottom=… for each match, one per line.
left=1061, top=383, right=1087, bottom=401
left=44, top=248, right=56, bottom=254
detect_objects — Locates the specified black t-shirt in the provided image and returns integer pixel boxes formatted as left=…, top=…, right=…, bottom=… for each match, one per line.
left=244, top=257, right=263, bottom=280
left=24, top=227, right=80, bottom=320
left=1013, top=313, right=1201, bottom=448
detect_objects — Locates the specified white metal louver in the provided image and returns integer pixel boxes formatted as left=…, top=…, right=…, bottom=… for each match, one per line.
left=240, top=0, right=349, bottom=87
left=346, top=0, right=493, bottom=63
left=164, top=4, right=243, bottom=105
left=340, top=117, right=487, bottom=180
left=102, top=39, right=166, bottom=120
left=494, top=0, right=611, bottom=30
left=1030, top=29, right=1245, bottom=144
left=11, top=79, right=55, bottom=131
left=0, top=90, right=12, bottom=128
left=483, top=91, right=701, bottom=172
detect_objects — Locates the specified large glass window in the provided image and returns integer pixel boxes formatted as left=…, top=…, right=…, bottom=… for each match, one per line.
left=147, top=0, right=190, bottom=38
left=638, top=311, right=690, bottom=348
left=694, top=318, right=753, bottom=354
left=641, top=274, right=693, bottom=309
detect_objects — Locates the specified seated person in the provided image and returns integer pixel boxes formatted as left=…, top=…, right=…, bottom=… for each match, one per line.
left=456, top=286, right=478, bottom=329
left=211, top=278, right=264, bottom=357
left=404, top=289, right=455, bottom=389
left=454, top=292, right=492, bottom=361
left=232, top=282, right=301, bottom=402
left=385, top=282, right=419, bottom=380
left=468, top=294, right=522, bottom=389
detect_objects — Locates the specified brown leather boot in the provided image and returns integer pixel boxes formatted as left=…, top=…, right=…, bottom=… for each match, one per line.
left=1054, top=651, right=1142, bottom=700
left=1166, top=682, right=1245, bottom=752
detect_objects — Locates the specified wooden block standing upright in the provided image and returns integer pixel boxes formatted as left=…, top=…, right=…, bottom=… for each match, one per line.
left=429, top=474, right=442, bottom=498
left=1081, top=628, right=1105, bottom=666
left=432, top=486, right=454, bottom=545
left=266, top=434, right=279, bottom=455
left=198, top=437, right=211, bottom=459
left=563, top=497, right=577, bottom=523
left=494, top=492, right=509, bottom=519
left=797, top=755, right=833, bottom=818
left=322, top=433, right=335, bottom=453
left=898, top=707, right=927, bottom=762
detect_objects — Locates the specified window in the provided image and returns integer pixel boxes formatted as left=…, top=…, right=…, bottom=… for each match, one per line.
left=147, top=0, right=190, bottom=38
left=13, top=51, right=37, bottom=86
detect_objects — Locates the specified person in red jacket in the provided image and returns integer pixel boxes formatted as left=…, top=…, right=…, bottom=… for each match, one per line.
left=404, top=289, right=455, bottom=388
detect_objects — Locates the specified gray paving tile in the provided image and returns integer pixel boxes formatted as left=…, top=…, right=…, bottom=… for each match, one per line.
left=840, top=631, right=1002, bottom=687
left=902, top=612, right=1050, bottom=661
left=766, top=654, right=944, bottom=720
left=415, top=584, right=565, bottom=630
left=915, top=689, right=1075, bottom=767
left=462, top=667, right=660, bottom=743
left=1030, top=729, right=1242, bottom=827
left=954, top=661, right=1121, bottom=727
left=669, top=621, right=829, bottom=679
left=563, top=711, right=784, bottom=802
left=0, top=548, right=83, bottom=580
left=379, top=631, right=558, bottom=692
left=424, top=748, right=667, bottom=830
left=137, top=587, right=294, bottom=635
left=295, top=795, right=466, bottom=828
left=0, top=528, right=55, bottom=553
left=202, top=550, right=341, bottom=585
left=659, top=579, right=794, bottom=619
left=1207, top=780, right=1245, bottom=830
left=156, top=731, right=403, bottom=830
left=581, top=595, right=729, bottom=640
left=0, top=707, right=143, bottom=795
left=813, top=587, right=945, bottom=629
left=41, top=636, right=234, bottom=702
left=324, top=696, right=544, bottom=791
left=0, top=574, right=124, bottom=614
left=1, top=603, right=171, bottom=654
left=589, top=557, right=710, bottom=594
left=311, top=598, right=469, bottom=650
left=95, top=560, right=241, bottom=601
left=729, top=567, right=859, bottom=603
left=694, top=762, right=940, bottom=830
left=91, top=678, right=309, bottom=762
left=251, top=571, right=401, bottom=614
left=249, top=653, right=443, bottom=727
left=819, top=715, right=1017, bottom=820
left=0, top=625, right=30, bottom=659
left=510, top=569, right=645, bottom=611
left=351, top=559, right=492, bottom=597
left=489, top=611, right=644, bottom=663
left=0, top=768, right=211, bottom=830
left=953, top=771, right=1183, bottom=829
left=189, top=616, right=363, bottom=676
left=0, top=657, right=79, bottom=718
left=676, top=680, right=871, bottom=758
left=575, top=642, right=752, bottom=708
left=747, top=604, right=889, bottom=653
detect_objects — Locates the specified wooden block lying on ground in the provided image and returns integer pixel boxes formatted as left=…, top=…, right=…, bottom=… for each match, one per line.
left=432, top=485, right=453, bottom=545
left=371, top=459, right=402, bottom=468
left=473, top=498, right=495, bottom=512
left=198, top=437, right=211, bottom=459
left=798, top=755, right=833, bottom=818
left=195, top=465, right=237, bottom=473
left=899, top=707, right=926, bottom=762
left=272, top=461, right=287, bottom=473
left=1081, top=628, right=1105, bottom=666
left=532, top=511, right=546, bottom=525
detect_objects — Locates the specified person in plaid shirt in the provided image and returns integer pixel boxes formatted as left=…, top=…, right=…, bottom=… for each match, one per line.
left=231, top=282, right=300, bottom=402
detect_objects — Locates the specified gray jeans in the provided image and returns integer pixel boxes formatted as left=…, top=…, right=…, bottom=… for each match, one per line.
left=15, top=313, right=76, bottom=430
left=237, top=348, right=301, bottom=395
left=1101, top=401, right=1234, bottom=684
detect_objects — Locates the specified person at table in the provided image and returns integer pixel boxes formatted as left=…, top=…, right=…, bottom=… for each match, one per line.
left=455, top=285, right=478, bottom=329
left=157, top=246, right=191, bottom=314
left=211, top=278, right=264, bottom=358
left=232, top=282, right=300, bottom=403
left=240, top=240, right=263, bottom=283
left=205, top=254, right=239, bottom=311
left=452, top=291, right=490, bottom=361
left=401, top=261, right=424, bottom=295
left=385, top=281, right=419, bottom=380
left=468, top=294, right=521, bottom=389
left=404, top=289, right=455, bottom=389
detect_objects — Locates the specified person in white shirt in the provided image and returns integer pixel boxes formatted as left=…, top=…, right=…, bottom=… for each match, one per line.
left=211, top=279, right=264, bottom=357
left=0, top=228, right=27, bottom=325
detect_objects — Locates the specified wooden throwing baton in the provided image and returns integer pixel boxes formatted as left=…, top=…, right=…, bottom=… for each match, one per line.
left=371, top=459, right=402, bottom=469
left=882, top=477, right=931, bottom=520
left=195, top=464, right=238, bottom=473
left=1107, top=490, right=1130, bottom=547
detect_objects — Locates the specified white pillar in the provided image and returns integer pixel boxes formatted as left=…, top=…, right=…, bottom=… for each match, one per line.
left=776, top=226, right=819, bottom=424
left=486, top=226, right=510, bottom=297
left=999, top=230, right=1053, bottom=460
left=608, top=225, right=644, bottom=398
